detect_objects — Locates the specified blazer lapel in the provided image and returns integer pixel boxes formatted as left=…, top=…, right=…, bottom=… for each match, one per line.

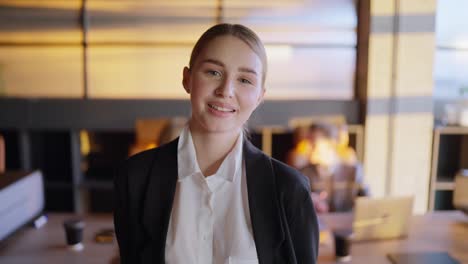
left=141, top=138, right=179, bottom=263
left=244, top=140, right=285, bottom=263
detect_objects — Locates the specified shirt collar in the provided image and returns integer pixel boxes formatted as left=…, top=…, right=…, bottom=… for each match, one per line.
left=177, top=125, right=243, bottom=183
left=177, top=125, right=200, bottom=181
left=215, top=130, right=243, bottom=182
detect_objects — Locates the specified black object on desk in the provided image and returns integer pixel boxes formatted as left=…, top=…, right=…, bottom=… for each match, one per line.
left=63, top=218, right=85, bottom=251
left=387, top=252, right=460, bottom=264
left=333, top=229, right=353, bottom=262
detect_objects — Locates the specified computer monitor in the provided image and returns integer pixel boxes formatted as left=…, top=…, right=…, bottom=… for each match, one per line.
left=0, top=170, right=44, bottom=241
left=353, top=196, right=414, bottom=241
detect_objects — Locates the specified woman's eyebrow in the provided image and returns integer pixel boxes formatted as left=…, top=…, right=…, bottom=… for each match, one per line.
left=201, top=58, right=224, bottom=67
left=201, top=58, right=257, bottom=75
left=239, top=67, right=258, bottom=76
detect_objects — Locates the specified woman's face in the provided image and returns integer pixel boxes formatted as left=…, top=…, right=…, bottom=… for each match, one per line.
left=183, top=35, right=265, bottom=135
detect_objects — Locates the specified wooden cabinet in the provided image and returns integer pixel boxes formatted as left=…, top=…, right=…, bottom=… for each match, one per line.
left=429, top=126, right=468, bottom=210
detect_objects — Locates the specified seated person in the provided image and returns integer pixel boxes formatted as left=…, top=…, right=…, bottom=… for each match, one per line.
left=287, top=122, right=337, bottom=169
left=336, top=124, right=358, bottom=165
left=287, top=122, right=369, bottom=213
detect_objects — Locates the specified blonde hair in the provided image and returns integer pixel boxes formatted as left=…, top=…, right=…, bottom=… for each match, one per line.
left=189, top=23, right=268, bottom=86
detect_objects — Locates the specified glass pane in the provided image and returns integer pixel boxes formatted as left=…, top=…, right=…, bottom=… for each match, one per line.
left=0, top=0, right=82, bottom=43
left=433, top=50, right=468, bottom=99
left=88, top=46, right=354, bottom=100
left=0, top=47, right=83, bottom=98
left=223, top=0, right=356, bottom=45
left=265, top=46, right=355, bottom=99
left=436, top=0, right=468, bottom=48
left=87, top=0, right=217, bottom=43
left=88, top=46, right=191, bottom=98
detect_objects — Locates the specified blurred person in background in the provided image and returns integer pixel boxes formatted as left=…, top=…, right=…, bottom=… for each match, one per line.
left=287, top=122, right=369, bottom=213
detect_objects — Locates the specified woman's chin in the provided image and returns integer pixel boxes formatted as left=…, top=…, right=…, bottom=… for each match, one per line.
left=201, top=123, right=242, bottom=135
left=190, top=118, right=242, bottom=134
left=203, top=125, right=241, bottom=134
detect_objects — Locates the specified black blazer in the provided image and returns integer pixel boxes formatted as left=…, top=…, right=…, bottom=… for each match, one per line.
left=114, top=138, right=319, bottom=264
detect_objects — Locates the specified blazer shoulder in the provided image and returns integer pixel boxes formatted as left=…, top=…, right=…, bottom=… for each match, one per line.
left=270, top=157, right=310, bottom=195
left=244, top=139, right=309, bottom=194
left=118, top=147, right=159, bottom=174
left=121, top=138, right=178, bottom=167
left=115, top=138, right=178, bottom=184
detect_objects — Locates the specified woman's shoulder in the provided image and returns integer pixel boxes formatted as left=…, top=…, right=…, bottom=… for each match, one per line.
left=270, top=157, right=310, bottom=194
left=244, top=139, right=309, bottom=193
left=117, top=138, right=178, bottom=175
left=269, top=158, right=313, bottom=214
left=113, top=138, right=179, bottom=206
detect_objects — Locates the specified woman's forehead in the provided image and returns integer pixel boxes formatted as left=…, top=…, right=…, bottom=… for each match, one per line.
left=195, top=36, right=263, bottom=70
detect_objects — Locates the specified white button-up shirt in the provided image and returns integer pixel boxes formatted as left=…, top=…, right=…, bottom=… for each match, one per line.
left=164, top=126, right=258, bottom=264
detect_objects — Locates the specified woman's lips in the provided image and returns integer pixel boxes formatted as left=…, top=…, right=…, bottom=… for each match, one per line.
left=207, top=102, right=237, bottom=117
left=207, top=102, right=236, bottom=113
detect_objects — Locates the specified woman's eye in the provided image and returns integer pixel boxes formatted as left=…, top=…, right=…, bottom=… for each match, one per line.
left=240, top=78, right=252, bottom=85
left=207, top=70, right=221, bottom=77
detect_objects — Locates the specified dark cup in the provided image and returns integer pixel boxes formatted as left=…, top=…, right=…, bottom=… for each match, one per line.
left=63, top=219, right=85, bottom=250
left=333, top=229, right=353, bottom=262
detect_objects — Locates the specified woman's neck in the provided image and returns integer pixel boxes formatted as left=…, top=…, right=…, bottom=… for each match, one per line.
left=189, top=123, right=241, bottom=177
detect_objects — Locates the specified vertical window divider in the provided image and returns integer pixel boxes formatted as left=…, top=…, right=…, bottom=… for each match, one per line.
left=216, top=0, right=223, bottom=24
left=80, top=0, right=89, bottom=99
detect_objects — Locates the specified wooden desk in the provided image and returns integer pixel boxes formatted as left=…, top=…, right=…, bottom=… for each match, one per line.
left=0, top=212, right=467, bottom=263
left=0, top=214, right=118, bottom=264
left=318, top=211, right=468, bottom=264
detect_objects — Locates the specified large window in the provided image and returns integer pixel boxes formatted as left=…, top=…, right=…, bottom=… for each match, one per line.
left=223, top=0, right=356, bottom=99
left=0, top=0, right=357, bottom=99
left=0, top=0, right=83, bottom=98
left=434, top=0, right=468, bottom=99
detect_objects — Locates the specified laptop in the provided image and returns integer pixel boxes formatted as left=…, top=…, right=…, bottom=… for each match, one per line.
left=387, top=252, right=460, bottom=264
left=352, top=196, right=414, bottom=241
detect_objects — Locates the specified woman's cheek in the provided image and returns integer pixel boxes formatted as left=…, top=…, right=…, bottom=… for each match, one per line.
left=239, top=93, right=255, bottom=106
left=249, top=90, right=263, bottom=107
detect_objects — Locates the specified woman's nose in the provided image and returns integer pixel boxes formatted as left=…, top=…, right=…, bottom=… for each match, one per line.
left=215, top=78, right=234, bottom=98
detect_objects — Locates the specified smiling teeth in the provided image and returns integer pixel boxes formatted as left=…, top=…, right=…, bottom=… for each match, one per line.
left=209, top=104, right=235, bottom=112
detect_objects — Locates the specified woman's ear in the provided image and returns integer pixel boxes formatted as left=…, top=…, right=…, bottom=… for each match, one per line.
left=182, top=66, right=191, bottom=94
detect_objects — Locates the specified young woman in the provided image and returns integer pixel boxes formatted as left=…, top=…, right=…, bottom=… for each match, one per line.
left=114, top=23, right=319, bottom=264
